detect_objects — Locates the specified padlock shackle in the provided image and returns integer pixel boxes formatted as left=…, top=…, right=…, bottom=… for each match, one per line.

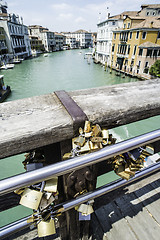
left=0, top=129, right=160, bottom=196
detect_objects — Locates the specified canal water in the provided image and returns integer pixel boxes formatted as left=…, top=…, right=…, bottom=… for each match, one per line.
left=1, top=49, right=160, bottom=227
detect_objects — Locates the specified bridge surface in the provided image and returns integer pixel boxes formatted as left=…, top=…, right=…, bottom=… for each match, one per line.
left=91, top=170, right=160, bottom=240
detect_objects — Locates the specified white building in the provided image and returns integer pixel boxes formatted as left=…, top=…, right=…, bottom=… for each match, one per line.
left=66, top=36, right=77, bottom=49
left=0, top=1, right=32, bottom=59
left=62, top=30, right=93, bottom=48
left=29, top=25, right=55, bottom=52
left=95, top=14, right=124, bottom=66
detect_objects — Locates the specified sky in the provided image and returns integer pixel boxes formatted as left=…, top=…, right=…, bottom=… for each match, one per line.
left=5, top=0, right=160, bottom=32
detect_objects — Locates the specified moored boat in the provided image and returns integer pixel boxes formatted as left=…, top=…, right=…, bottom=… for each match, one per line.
left=0, top=63, right=15, bottom=70
left=0, top=75, right=11, bottom=103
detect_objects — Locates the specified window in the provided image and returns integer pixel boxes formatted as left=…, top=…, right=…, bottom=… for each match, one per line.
left=112, top=44, right=115, bottom=52
left=146, top=49, right=152, bottom=57
left=127, top=45, right=130, bottom=54
left=139, top=48, right=143, bottom=56
left=146, top=12, right=149, bottom=16
left=127, top=23, right=130, bottom=29
left=144, top=62, right=149, bottom=74
left=133, top=45, right=137, bottom=55
left=138, top=61, right=141, bottom=67
left=129, top=32, right=132, bottom=39
left=112, top=22, right=115, bottom=25
left=114, top=33, right=116, bottom=39
left=142, top=32, right=147, bottom=39
left=136, top=31, right=139, bottom=39
left=153, top=50, right=158, bottom=57
left=157, top=32, right=160, bottom=39
left=152, top=12, right=156, bottom=16
left=145, top=62, right=148, bottom=68
left=123, top=24, right=126, bottom=29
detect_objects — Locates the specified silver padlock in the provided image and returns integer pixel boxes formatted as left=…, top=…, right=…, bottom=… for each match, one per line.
left=77, top=203, right=94, bottom=216
left=20, top=188, right=43, bottom=210
left=44, top=177, right=58, bottom=193
left=37, top=218, right=56, bottom=237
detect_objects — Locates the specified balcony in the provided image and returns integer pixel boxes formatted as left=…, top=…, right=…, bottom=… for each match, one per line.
left=116, top=53, right=128, bottom=58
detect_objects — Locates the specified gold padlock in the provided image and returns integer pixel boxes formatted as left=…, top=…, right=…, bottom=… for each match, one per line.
left=37, top=218, right=56, bottom=237
left=89, top=141, right=99, bottom=151
left=44, top=177, right=58, bottom=193
left=20, top=188, right=43, bottom=210
left=84, top=121, right=91, bottom=133
left=90, top=137, right=103, bottom=143
left=92, top=124, right=101, bottom=137
left=63, top=152, right=73, bottom=160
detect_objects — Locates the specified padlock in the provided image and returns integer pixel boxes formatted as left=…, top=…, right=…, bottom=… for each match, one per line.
left=84, top=121, right=91, bottom=133
left=14, top=188, right=25, bottom=195
left=37, top=218, right=56, bottom=237
left=77, top=203, right=94, bottom=216
left=92, top=124, right=101, bottom=137
left=20, top=188, right=43, bottom=210
left=74, top=135, right=86, bottom=147
left=63, top=152, right=73, bottom=160
left=79, top=212, right=91, bottom=221
left=79, top=141, right=91, bottom=154
left=90, top=137, right=103, bottom=143
left=145, top=145, right=154, bottom=155
left=85, top=132, right=92, bottom=138
left=79, top=127, right=83, bottom=135
left=26, top=162, right=43, bottom=171
left=89, top=141, right=99, bottom=151
left=39, top=193, right=55, bottom=211
left=102, top=129, right=109, bottom=139
left=128, top=148, right=142, bottom=161
left=44, top=177, right=58, bottom=193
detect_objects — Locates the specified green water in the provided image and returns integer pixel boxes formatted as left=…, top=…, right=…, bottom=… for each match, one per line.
left=0, top=49, right=160, bottom=227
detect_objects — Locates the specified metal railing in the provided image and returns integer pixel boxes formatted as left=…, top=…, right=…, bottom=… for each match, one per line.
left=0, top=162, right=160, bottom=239
left=0, top=129, right=160, bottom=239
left=0, top=129, right=160, bottom=196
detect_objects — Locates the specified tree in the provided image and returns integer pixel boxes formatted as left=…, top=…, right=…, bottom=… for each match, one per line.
left=149, top=60, right=160, bottom=77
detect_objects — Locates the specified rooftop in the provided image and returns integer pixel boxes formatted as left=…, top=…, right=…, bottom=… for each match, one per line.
left=141, top=4, right=160, bottom=9
left=139, top=41, right=160, bottom=48
left=132, top=17, right=160, bottom=29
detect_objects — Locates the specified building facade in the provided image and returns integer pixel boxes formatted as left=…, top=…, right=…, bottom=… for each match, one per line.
left=0, top=1, right=32, bottom=59
left=29, top=36, right=45, bottom=54
left=29, top=25, right=55, bottom=52
left=62, top=30, right=93, bottom=48
left=66, top=36, right=77, bottom=49
left=54, top=33, right=64, bottom=51
left=95, top=15, right=123, bottom=66
left=111, top=15, right=160, bottom=79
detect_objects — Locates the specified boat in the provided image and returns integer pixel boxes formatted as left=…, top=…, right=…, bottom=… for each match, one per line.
left=0, top=75, right=11, bottom=103
left=0, top=64, right=15, bottom=70
left=12, top=56, right=22, bottom=64
left=84, top=52, right=93, bottom=59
